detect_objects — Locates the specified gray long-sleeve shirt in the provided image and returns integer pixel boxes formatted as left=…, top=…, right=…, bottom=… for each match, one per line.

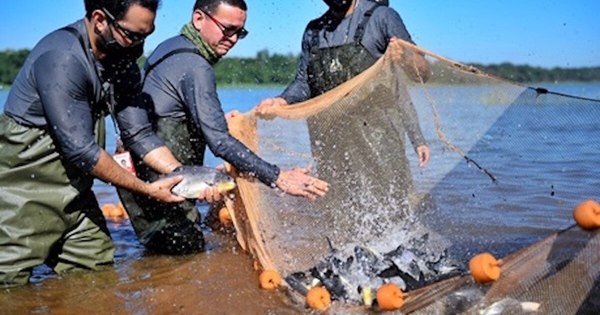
left=3, top=20, right=164, bottom=173
left=281, top=1, right=414, bottom=104
left=142, top=35, right=280, bottom=185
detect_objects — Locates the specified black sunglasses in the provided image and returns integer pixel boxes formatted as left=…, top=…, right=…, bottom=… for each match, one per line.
left=201, top=10, right=248, bottom=39
left=102, top=7, right=154, bottom=43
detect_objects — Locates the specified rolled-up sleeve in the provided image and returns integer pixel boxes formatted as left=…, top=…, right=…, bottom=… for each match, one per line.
left=34, top=50, right=101, bottom=173
left=114, top=66, right=165, bottom=159
left=182, top=62, right=280, bottom=185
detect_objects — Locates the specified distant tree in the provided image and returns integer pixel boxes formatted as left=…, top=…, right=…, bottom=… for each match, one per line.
left=1, top=48, right=599, bottom=87
left=470, top=63, right=600, bottom=83
left=214, top=50, right=299, bottom=86
left=0, top=49, right=29, bottom=85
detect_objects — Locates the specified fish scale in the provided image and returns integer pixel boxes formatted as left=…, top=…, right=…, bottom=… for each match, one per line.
left=163, top=165, right=236, bottom=199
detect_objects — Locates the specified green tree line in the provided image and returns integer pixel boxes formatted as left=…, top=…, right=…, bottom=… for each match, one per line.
left=0, top=49, right=29, bottom=86
left=214, top=49, right=298, bottom=86
left=471, top=62, right=600, bottom=83
left=1, top=48, right=599, bottom=87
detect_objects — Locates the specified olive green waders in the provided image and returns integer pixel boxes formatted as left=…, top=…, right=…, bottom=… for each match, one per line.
left=0, top=114, right=114, bottom=287
left=117, top=116, right=204, bottom=255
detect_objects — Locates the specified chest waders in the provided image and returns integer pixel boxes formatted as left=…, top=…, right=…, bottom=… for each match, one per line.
left=117, top=46, right=206, bottom=255
left=0, top=107, right=113, bottom=287
left=305, top=4, right=418, bottom=246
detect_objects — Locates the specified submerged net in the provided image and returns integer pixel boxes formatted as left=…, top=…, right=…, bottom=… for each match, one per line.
left=225, top=39, right=600, bottom=313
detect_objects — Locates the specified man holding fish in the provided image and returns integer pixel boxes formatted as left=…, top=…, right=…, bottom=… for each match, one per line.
left=0, top=0, right=188, bottom=287
left=117, top=0, right=329, bottom=255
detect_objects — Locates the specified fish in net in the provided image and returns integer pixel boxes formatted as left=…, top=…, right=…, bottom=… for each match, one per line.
left=223, top=38, right=600, bottom=314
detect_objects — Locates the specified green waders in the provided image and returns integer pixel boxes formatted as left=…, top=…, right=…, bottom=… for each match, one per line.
left=117, top=116, right=204, bottom=255
left=0, top=114, right=115, bottom=287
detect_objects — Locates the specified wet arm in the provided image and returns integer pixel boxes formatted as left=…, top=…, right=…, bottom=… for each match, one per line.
left=35, top=51, right=102, bottom=173
left=182, top=65, right=280, bottom=185
left=393, top=83, right=426, bottom=151
left=382, top=8, right=430, bottom=82
left=116, top=95, right=182, bottom=174
left=35, top=51, right=182, bottom=200
left=279, top=29, right=313, bottom=104
left=377, top=8, right=428, bottom=149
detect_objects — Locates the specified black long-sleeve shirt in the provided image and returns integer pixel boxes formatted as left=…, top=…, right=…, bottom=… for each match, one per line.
left=3, top=20, right=164, bottom=173
left=143, top=35, right=280, bottom=185
left=281, top=1, right=414, bottom=104
left=280, top=1, right=426, bottom=149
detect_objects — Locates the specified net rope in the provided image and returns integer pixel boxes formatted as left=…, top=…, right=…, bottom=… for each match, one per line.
left=225, top=38, right=600, bottom=313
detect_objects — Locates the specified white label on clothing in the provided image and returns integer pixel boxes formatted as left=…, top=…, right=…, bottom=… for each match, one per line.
left=113, top=151, right=136, bottom=176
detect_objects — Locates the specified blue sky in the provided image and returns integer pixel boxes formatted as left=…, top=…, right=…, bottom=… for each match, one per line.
left=0, top=0, right=598, bottom=68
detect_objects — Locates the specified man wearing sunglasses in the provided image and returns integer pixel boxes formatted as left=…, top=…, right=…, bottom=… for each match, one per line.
left=117, top=0, right=329, bottom=255
left=0, top=0, right=189, bottom=287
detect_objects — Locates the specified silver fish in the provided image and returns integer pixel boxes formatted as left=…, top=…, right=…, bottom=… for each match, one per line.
left=286, top=234, right=461, bottom=305
left=164, top=165, right=236, bottom=199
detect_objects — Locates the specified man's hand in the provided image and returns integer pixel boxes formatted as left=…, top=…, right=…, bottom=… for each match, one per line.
left=197, top=186, right=225, bottom=203
left=275, top=166, right=329, bottom=200
left=225, top=110, right=241, bottom=121
left=146, top=175, right=186, bottom=203
left=255, top=97, right=288, bottom=119
left=417, top=145, right=430, bottom=167
left=388, top=37, right=406, bottom=62
left=388, top=37, right=431, bottom=83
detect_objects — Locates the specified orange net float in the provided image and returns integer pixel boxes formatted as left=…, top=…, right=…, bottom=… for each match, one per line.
left=218, top=206, right=233, bottom=226
left=101, top=203, right=128, bottom=219
left=259, top=270, right=282, bottom=290
left=101, top=203, right=117, bottom=217
left=573, top=199, right=600, bottom=230
left=306, top=286, right=331, bottom=311
left=116, top=202, right=128, bottom=218
left=469, top=252, right=501, bottom=283
left=376, top=283, right=404, bottom=311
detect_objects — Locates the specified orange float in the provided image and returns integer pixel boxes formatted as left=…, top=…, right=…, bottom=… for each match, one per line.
left=101, top=203, right=127, bottom=219
left=306, top=286, right=331, bottom=311
left=218, top=206, right=232, bottom=225
left=259, top=270, right=282, bottom=290
left=573, top=199, right=600, bottom=230
left=376, top=283, right=404, bottom=311
left=469, top=252, right=501, bottom=283
left=101, top=203, right=118, bottom=217
left=116, top=202, right=128, bottom=218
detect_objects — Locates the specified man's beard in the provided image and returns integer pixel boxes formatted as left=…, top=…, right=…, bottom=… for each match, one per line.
left=97, top=31, right=144, bottom=64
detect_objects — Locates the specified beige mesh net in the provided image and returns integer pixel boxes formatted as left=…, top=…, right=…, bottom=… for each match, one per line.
left=224, top=39, right=600, bottom=313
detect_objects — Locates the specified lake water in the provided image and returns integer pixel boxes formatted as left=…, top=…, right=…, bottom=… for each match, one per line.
left=1, top=83, right=600, bottom=314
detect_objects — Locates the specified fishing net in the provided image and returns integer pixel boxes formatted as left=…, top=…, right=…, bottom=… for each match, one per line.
left=224, top=38, right=600, bottom=314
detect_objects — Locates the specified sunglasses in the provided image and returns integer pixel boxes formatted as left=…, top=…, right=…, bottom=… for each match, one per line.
left=102, top=7, right=154, bottom=43
left=201, top=10, right=248, bottom=39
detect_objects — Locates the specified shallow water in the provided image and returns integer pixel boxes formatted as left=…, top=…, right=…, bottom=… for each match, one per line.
left=1, top=87, right=306, bottom=314
left=1, top=84, right=600, bottom=314
left=0, top=226, right=301, bottom=314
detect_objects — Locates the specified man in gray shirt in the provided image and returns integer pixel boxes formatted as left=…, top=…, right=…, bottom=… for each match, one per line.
left=255, top=0, right=431, bottom=245
left=258, top=0, right=430, bottom=167
left=0, top=0, right=186, bottom=287
left=118, top=0, right=329, bottom=255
